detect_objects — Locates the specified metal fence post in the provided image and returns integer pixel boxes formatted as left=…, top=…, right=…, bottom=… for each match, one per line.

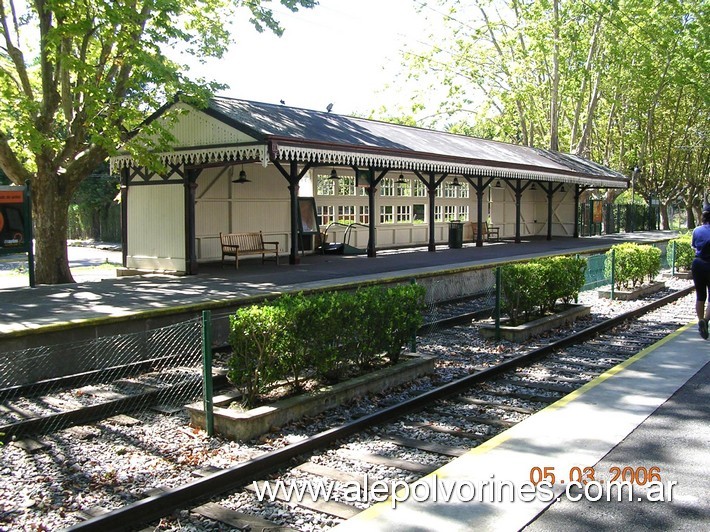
left=410, top=278, right=418, bottom=353
left=610, top=248, right=616, bottom=301
left=671, top=241, right=676, bottom=276
left=202, top=310, right=214, bottom=437
left=495, top=267, right=501, bottom=341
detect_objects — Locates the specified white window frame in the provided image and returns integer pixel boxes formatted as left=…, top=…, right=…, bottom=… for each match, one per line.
left=380, top=178, right=395, bottom=197
left=338, top=176, right=356, bottom=196
left=359, top=205, right=369, bottom=224
left=338, top=205, right=356, bottom=223
left=396, top=205, right=412, bottom=223
left=318, top=205, right=334, bottom=225
left=380, top=205, right=394, bottom=223
left=316, top=175, right=336, bottom=196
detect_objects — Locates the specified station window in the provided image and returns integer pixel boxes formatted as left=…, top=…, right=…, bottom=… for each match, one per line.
left=317, top=205, right=334, bottom=225
left=444, top=205, right=457, bottom=221
left=413, top=204, right=426, bottom=223
left=434, top=205, right=443, bottom=222
left=338, top=176, right=356, bottom=196
left=380, top=205, right=394, bottom=223
left=380, top=178, right=395, bottom=197
left=435, top=186, right=443, bottom=198
left=338, top=205, right=356, bottom=223
left=444, top=182, right=458, bottom=198
left=458, top=205, right=469, bottom=221
left=359, top=205, right=369, bottom=224
left=396, top=179, right=411, bottom=197
left=459, top=182, right=470, bottom=198
left=413, top=180, right=427, bottom=197
left=316, top=175, right=336, bottom=196
left=396, top=205, right=412, bottom=223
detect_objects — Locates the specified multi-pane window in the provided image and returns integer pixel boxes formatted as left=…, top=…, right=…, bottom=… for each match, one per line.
left=380, top=178, right=395, bottom=197
left=396, top=205, right=412, bottom=223
left=317, top=205, right=334, bottom=225
left=316, top=175, right=336, bottom=196
left=413, top=180, right=427, bottom=197
left=458, top=205, right=469, bottom=221
left=380, top=205, right=394, bottom=223
left=444, top=205, right=457, bottom=221
left=444, top=182, right=458, bottom=198
left=359, top=205, right=369, bottom=224
left=396, top=179, right=411, bottom=197
left=338, top=176, right=356, bottom=196
left=459, top=182, right=470, bottom=198
left=435, top=186, right=443, bottom=198
left=338, top=205, right=356, bottom=223
left=434, top=205, right=443, bottom=222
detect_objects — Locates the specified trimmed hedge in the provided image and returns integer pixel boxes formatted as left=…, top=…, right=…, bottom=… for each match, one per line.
left=604, top=243, right=661, bottom=289
left=669, top=234, right=693, bottom=271
left=227, top=284, right=425, bottom=407
left=501, top=256, right=586, bottom=324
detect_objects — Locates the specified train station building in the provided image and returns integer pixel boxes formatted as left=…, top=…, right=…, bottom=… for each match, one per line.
left=110, top=96, right=629, bottom=274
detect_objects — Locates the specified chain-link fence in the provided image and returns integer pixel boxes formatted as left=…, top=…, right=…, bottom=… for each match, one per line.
left=0, top=318, right=202, bottom=441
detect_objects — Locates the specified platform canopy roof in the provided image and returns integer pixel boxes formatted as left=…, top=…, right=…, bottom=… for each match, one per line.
left=111, top=96, right=629, bottom=189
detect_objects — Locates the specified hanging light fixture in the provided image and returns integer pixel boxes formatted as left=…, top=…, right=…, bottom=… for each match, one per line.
left=560, top=184, right=566, bottom=192
left=329, top=167, right=339, bottom=180
left=396, top=173, right=407, bottom=184
left=495, top=179, right=502, bottom=188
left=452, top=177, right=462, bottom=187
left=231, top=164, right=251, bottom=184
left=530, top=182, right=537, bottom=190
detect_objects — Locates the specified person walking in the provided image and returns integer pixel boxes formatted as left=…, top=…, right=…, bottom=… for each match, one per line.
left=691, top=204, right=710, bottom=339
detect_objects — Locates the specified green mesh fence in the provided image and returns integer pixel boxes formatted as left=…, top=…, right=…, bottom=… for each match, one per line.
left=581, top=253, right=609, bottom=291
left=0, top=318, right=202, bottom=441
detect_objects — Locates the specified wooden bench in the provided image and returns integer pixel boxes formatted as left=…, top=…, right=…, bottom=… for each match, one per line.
left=469, top=222, right=500, bottom=242
left=220, top=232, right=280, bottom=269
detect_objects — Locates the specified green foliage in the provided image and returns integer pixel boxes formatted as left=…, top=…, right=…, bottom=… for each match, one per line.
left=227, top=305, right=289, bottom=407
left=670, top=235, right=693, bottom=271
left=227, top=284, right=426, bottom=407
left=605, top=243, right=662, bottom=289
left=501, top=256, right=586, bottom=324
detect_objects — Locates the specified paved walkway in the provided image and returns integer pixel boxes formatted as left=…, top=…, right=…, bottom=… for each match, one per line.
left=1, top=231, right=675, bottom=336
left=334, top=324, right=710, bottom=531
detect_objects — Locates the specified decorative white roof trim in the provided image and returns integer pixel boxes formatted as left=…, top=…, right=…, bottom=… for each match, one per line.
left=109, top=144, right=269, bottom=174
left=276, top=146, right=627, bottom=189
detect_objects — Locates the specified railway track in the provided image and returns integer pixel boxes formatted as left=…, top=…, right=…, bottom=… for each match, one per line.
left=56, top=284, right=696, bottom=531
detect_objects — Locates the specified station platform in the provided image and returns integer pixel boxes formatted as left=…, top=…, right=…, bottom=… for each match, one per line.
left=334, top=323, right=710, bottom=531
left=0, top=231, right=676, bottom=337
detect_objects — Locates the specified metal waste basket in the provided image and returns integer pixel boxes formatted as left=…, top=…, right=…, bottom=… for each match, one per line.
left=448, top=221, right=463, bottom=249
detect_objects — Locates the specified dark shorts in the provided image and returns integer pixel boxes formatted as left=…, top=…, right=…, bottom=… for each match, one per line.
left=691, top=257, right=710, bottom=301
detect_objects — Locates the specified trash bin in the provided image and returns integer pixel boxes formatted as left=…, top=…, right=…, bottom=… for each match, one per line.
left=448, top=221, right=463, bottom=249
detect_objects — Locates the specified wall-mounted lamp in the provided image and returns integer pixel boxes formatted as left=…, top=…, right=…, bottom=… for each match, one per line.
left=451, top=177, right=462, bottom=187
left=231, top=164, right=251, bottom=184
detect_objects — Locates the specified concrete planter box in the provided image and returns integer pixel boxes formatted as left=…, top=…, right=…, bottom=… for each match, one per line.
left=663, top=271, right=692, bottom=280
left=479, top=304, right=590, bottom=343
left=186, top=353, right=435, bottom=441
left=598, top=281, right=666, bottom=301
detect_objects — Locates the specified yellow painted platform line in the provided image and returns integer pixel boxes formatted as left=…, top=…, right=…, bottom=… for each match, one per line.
left=347, top=320, right=695, bottom=523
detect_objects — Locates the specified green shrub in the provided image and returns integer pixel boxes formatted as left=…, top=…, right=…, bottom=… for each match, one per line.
left=227, top=305, right=289, bottom=407
left=669, top=235, right=693, bottom=271
left=227, top=283, right=426, bottom=407
left=501, top=256, right=585, bottom=324
left=605, top=243, right=661, bottom=289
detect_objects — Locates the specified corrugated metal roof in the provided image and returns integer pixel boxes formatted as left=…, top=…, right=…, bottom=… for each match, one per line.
left=207, top=96, right=628, bottom=187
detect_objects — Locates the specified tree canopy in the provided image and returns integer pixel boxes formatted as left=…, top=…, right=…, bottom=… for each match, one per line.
left=393, top=0, right=708, bottom=226
left=0, top=0, right=316, bottom=284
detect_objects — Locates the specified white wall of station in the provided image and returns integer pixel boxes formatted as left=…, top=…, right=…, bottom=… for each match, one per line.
left=126, top=184, right=186, bottom=271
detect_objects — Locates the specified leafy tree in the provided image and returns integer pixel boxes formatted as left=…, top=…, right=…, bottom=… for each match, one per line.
left=69, top=162, right=119, bottom=241
left=391, top=0, right=708, bottom=225
left=0, top=0, right=316, bottom=284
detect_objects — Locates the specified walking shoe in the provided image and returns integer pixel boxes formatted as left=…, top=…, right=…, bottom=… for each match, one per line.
left=699, top=319, right=709, bottom=340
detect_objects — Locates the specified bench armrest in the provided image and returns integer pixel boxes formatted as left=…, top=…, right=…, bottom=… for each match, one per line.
left=262, top=241, right=280, bottom=248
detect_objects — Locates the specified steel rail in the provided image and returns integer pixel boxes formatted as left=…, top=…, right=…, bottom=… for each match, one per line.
left=65, top=286, right=693, bottom=532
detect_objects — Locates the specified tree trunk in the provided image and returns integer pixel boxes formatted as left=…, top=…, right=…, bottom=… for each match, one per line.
left=660, top=202, right=670, bottom=230
left=33, top=174, right=75, bottom=284
left=687, top=206, right=696, bottom=229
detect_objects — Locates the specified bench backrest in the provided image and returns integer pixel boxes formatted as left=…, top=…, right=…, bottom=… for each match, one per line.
left=221, top=232, right=264, bottom=251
